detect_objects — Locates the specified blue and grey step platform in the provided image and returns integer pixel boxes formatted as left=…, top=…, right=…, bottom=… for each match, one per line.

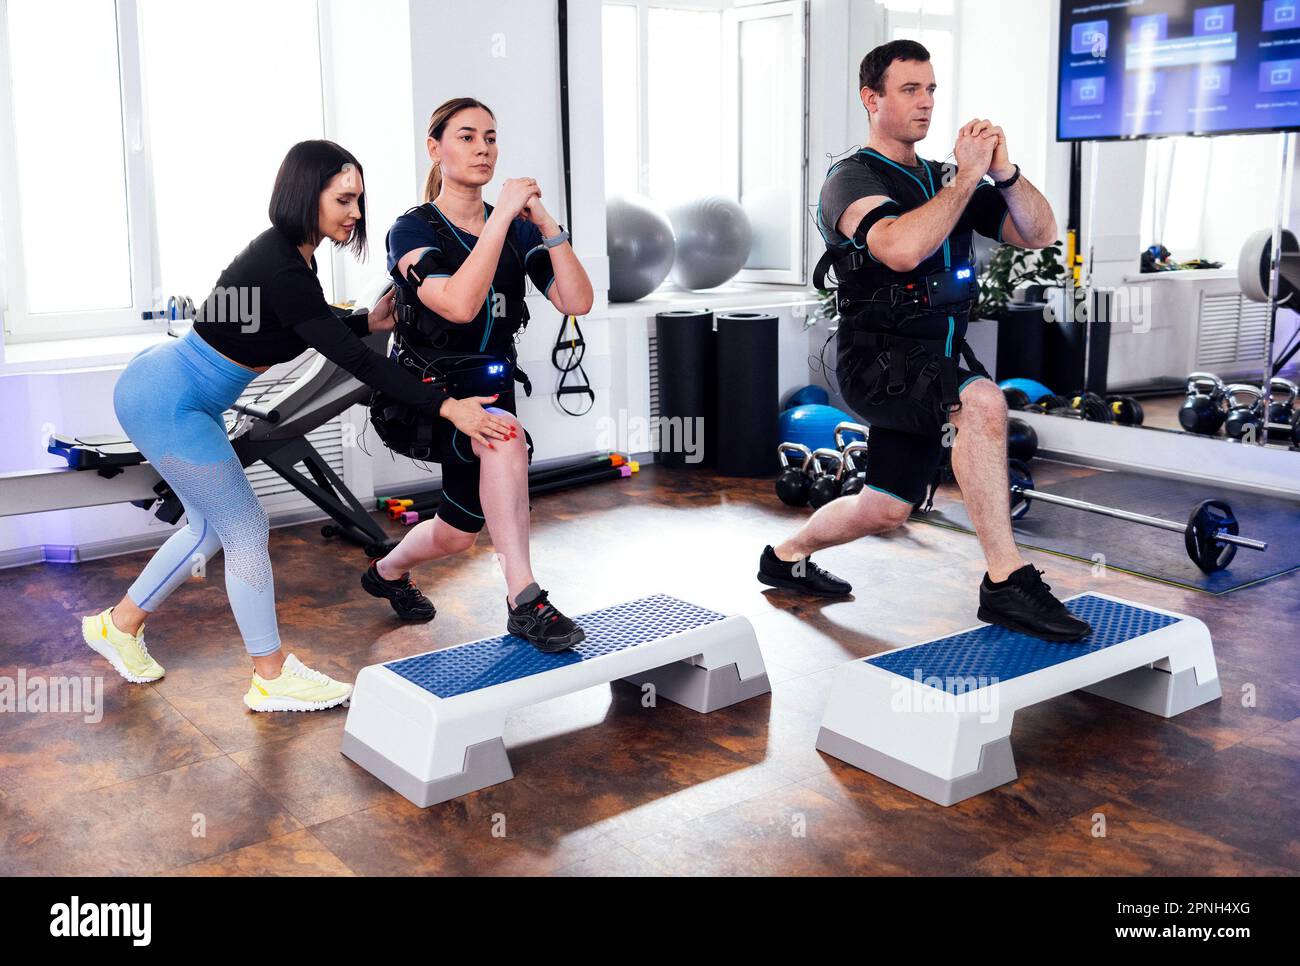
left=816, top=593, right=1222, bottom=806
left=341, top=593, right=771, bottom=807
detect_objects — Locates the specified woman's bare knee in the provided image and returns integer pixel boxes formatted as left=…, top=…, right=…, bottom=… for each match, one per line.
left=470, top=408, right=526, bottom=462
left=484, top=407, right=521, bottom=430
left=436, top=522, right=478, bottom=554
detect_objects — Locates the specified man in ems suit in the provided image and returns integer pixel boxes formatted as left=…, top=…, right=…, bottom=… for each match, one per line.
left=757, top=40, right=1090, bottom=642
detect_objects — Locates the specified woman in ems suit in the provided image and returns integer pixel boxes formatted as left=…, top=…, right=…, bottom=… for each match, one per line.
left=362, top=97, right=594, bottom=653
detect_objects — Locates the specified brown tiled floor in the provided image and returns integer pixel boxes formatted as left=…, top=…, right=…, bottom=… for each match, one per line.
left=1, top=462, right=1296, bottom=876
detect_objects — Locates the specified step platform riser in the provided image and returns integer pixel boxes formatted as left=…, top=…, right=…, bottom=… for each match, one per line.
left=341, top=594, right=770, bottom=807
left=816, top=593, right=1222, bottom=806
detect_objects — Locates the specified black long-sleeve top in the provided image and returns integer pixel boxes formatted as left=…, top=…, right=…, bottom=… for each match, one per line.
left=192, top=227, right=446, bottom=407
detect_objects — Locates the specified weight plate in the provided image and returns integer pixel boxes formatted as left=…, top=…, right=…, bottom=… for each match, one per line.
left=1185, top=499, right=1239, bottom=574
left=1008, top=458, right=1034, bottom=521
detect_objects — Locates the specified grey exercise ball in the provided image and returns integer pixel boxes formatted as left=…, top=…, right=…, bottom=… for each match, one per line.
left=606, top=194, right=677, bottom=302
left=667, top=196, right=753, bottom=290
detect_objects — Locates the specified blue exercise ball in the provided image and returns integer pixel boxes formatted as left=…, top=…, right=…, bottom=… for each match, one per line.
left=606, top=194, right=677, bottom=302
left=667, top=196, right=753, bottom=290
left=779, top=404, right=853, bottom=453
left=785, top=384, right=830, bottom=409
left=998, top=377, right=1054, bottom=403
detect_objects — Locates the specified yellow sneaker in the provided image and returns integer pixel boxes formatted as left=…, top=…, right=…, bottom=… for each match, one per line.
left=81, top=607, right=165, bottom=683
left=243, top=653, right=352, bottom=712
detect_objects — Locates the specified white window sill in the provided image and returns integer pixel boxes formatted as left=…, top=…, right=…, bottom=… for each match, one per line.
left=0, top=328, right=179, bottom=376
left=601, top=281, right=821, bottom=319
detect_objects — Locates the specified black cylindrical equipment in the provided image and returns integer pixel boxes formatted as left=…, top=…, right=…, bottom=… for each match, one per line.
left=654, top=310, right=716, bottom=469
left=714, top=312, right=779, bottom=477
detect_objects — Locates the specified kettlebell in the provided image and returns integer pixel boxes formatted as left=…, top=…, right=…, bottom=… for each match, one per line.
left=833, top=420, right=869, bottom=450
left=774, top=442, right=814, bottom=507
left=1001, top=386, right=1031, bottom=411
left=1266, top=377, right=1298, bottom=442
left=1179, top=372, right=1227, bottom=435
left=839, top=441, right=870, bottom=497
left=1069, top=390, right=1113, bottom=423
left=1106, top=394, right=1144, bottom=425
left=1006, top=417, right=1038, bottom=462
left=807, top=448, right=844, bottom=509
left=1223, top=384, right=1264, bottom=441
left=1028, top=393, right=1069, bottom=414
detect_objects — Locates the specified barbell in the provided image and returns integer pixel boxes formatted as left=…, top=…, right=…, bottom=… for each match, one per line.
left=1006, top=459, right=1268, bottom=574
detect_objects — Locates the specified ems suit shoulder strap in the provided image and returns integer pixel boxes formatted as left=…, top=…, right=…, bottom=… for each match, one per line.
left=813, top=199, right=903, bottom=291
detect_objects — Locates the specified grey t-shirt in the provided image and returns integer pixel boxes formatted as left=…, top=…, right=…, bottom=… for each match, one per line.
left=817, top=152, right=1009, bottom=249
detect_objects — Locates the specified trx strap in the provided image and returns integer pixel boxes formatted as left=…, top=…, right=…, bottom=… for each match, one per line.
left=552, top=314, right=595, bottom=415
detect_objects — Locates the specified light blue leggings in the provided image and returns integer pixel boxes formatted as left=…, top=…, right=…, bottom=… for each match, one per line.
left=113, top=329, right=281, bottom=656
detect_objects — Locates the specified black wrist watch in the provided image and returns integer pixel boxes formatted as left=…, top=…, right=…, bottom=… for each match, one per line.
left=993, top=164, right=1021, bottom=190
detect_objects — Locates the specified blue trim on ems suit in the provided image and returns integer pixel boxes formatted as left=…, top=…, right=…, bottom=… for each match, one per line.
left=864, top=149, right=958, bottom=359
left=959, top=373, right=989, bottom=393
left=427, top=202, right=495, bottom=351
left=997, top=210, right=1010, bottom=243
left=441, top=492, right=485, bottom=521
left=867, top=483, right=914, bottom=505
left=451, top=429, right=475, bottom=463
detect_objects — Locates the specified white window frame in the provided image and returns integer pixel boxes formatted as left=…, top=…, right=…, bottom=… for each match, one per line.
left=722, top=0, right=808, bottom=284
left=0, top=0, right=161, bottom=343
left=0, top=0, right=327, bottom=345
left=605, top=0, right=809, bottom=285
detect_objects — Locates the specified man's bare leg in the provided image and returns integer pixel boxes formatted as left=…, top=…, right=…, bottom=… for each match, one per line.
left=948, top=378, right=1023, bottom=581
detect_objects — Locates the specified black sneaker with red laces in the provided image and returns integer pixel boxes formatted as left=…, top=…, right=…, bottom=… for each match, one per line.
left=506, top=582, right=585, bottom=653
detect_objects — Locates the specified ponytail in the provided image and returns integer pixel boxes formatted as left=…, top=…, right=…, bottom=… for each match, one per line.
left=422, top=97, right=496, bottom=203
left=424, top=161, right=441, bottom=203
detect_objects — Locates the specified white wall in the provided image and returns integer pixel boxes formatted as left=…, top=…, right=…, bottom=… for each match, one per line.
left=954, top=0, right=1070, bottom=243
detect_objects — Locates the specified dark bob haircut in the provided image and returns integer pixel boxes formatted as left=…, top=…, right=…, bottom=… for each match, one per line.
left=268, top=139, right=367, bottom=259
left=858, top=39, right=931, bottom=95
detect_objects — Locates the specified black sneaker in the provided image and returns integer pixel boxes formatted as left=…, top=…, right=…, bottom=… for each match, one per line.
left=507, top=583, right=585, bottom=653
left=756, top=544, right=852, bottom=597
left=977, top=565, right=1091, bottom=643
left=360, top=561, right=436, bottom=621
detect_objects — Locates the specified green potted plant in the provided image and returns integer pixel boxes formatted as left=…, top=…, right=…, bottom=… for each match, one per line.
left=974, top=240, right=1066, bottom=320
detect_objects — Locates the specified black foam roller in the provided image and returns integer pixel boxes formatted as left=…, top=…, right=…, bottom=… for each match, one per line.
left=654, top=309, right=716, bottom=468
left=715, top=312, right=778, bottom=477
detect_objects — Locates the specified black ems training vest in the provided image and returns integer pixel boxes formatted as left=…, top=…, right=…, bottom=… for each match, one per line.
left=815, top=149, right=979, bottom=352
left=389, top=202, right=532, bottom=359
left=370, top=203, right=534, bottom=461
left=815, top=149, right=988, bottom=452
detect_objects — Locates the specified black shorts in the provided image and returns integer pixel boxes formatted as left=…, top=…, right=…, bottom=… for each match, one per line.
left=424, top=390, right=531, bottom=534
left=836, top=343, right=989, bottom=506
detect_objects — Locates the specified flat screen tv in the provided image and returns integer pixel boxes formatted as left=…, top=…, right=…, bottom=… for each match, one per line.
left=1058, top=0, right=1300, bottom=140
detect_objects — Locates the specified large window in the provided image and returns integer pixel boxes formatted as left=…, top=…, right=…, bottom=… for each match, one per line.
left=2, top=0, right=139, bottom=330
left=602, top=0, right=808, bottom=285
left=0, top=0, right=327, bottom=343
left=139, top=0, right=328, bottom=307
left=882, top=0, right=957, bottom=155
left=1141, top=133, right=1285, bottom=268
